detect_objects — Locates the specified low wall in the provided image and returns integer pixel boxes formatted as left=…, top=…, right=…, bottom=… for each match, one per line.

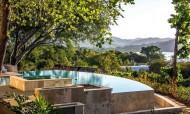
left=35, top=85, right=112, bottom=114
left=35, top=85, right=156, bottom=114
left=35, top=85, right=84, bottom=104
left=111, top=90, right=154, bottom=114
left=117, top=94, right=182, bottom=114
left=154, top=94, right=173, bottom=107
left=81, top=88, right=111, bottom=114
left=10, top=76, right=72, bottom=91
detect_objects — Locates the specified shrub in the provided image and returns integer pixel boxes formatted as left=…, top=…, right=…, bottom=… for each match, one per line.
left=176, top=87, right=190, bottom=103
left=178, top=62, right=190, bottom=79
left=111, top=71, right=132, bottom=78
left=177, top=78, right=190, bottom=87
left=4, top=93, right=54, bottom=114
left=149, top=59, right=168, bottom=74
left=132, top=71, right=140, bottom=77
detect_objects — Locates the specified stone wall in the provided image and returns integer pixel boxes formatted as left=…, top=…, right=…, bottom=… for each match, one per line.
left=34, top=85, right=155, bottom=114
left=35, top=85, right=84, bottom=104
left=81, top=89, right=111, bottom=114
left=111, top=90, right=154, bottom=113
left=123, top=94, right=182, bottom=114
left=10, top=76, right=72, bottom=91
left=35, top=85, right=112, bottom=114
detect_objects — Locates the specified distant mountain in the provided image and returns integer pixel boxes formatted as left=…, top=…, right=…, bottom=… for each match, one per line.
left=116, top=39, right=175, bottom=52
left=79, top=36, right=174, bottom=52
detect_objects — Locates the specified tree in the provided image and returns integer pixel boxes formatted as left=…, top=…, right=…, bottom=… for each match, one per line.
left=149, top=59, right=168, bottom=74
left=0, top=0, right=134, bottom=73
left=18, top=45, right=72, bottom=70
left=128, top=52, right=148, bottom=64
left=168, top=0, right=190, bottom=96
left=140, top=45, right=164, bottom=62
left=0, top=0, right=9, bottom=73
left=94, top=50, right=121, bottom=72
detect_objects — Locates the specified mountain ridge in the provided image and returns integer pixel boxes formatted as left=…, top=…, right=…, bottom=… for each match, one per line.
left=79, top=36, right=174, bottom=52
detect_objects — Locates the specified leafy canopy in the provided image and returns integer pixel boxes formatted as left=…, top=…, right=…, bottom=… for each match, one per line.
left=8, top=0, right=134, bottom=45
left=6, top=0, right=134, bottom=65
left=168, top=0, right=190, bottom=58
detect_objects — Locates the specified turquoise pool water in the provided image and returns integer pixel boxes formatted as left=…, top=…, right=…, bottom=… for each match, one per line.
left=0, top=70, right=153, bottom=93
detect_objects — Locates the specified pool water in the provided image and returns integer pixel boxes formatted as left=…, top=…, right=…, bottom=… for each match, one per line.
left=22, top=75, right=51, bottom=80
left=1, top=70, right=153, bottom=93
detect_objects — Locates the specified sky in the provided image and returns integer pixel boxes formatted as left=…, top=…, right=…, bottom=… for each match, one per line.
left=110, top=0, right=176, bottom=39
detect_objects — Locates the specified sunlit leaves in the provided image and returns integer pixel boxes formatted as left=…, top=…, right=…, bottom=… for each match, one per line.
left=169, top=0, right=190, bottom=58
left=8, top=0, right=134, bottom=42
left=6, top=0, right=134, bottom=65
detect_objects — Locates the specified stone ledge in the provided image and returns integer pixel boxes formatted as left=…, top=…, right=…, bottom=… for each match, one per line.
left=10, top=76, right=72, bottom=91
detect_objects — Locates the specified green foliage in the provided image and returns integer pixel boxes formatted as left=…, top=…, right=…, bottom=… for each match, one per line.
left=6, top=0, right=135, bottom=65
left=19, top=45, right=72, bottom=71
left=94, top=50, right=121, bottom=71
left=131, top=71, right=140, bottom=77
left=176, top=86, right=190, bottom=102
left=177, top=78, right=190, bottom=87
left=161, top=66, right=173, bottom=76
left=4, top=93, right=54, bottom=114
left=161, top=66, right=183, bottom=82
left=111, top=70, right=132, bottom=78
left=75, top=59, right=89, bottom=67
left=140, top=45, right=164, bottom=62
left=168, top=0, right=190, bottom=95
left=128, top=52, right=148, bottom=64
left=149, top=59, right=168, bottom=74
left=33, top=95, right=53, bottom=114
left=177, top=61, right=190, bottom=79
left=168, top=0, right=190, bottom=58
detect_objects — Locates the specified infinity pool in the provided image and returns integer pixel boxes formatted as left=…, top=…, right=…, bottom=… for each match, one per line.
left=1, top=70, right=153, bottom=93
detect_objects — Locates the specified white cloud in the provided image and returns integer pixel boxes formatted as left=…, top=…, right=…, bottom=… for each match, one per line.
left=110, top=0, right=176, bottom=39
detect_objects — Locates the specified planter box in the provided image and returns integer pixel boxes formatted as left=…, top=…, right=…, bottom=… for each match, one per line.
left=10, top=76, right=72, bottom=91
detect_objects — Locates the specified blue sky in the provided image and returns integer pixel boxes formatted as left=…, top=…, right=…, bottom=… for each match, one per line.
left=110, top=0, right=176, bottom=39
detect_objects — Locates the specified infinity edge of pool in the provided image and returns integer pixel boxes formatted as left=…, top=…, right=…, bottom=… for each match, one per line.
left=1, top=70, right=153, bottom=93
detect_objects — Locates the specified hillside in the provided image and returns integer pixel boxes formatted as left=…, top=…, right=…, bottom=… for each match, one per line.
left=79, top=36, right=174, bottom=52
left=117, top=39, right=175, bottom=52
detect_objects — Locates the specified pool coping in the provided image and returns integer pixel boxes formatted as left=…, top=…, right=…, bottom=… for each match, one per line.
left=9, top=76, right=72, bottom=91
left=0, top=72, right=22, bottom=77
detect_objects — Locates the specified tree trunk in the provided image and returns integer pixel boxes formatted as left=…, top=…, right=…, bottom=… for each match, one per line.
left=171, top=27, right=179, bottom=96
left=0, top=0, right=9, bottom=73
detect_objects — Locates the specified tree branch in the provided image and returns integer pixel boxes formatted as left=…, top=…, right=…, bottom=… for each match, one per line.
left=15, top=37, right=49, bottom=65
